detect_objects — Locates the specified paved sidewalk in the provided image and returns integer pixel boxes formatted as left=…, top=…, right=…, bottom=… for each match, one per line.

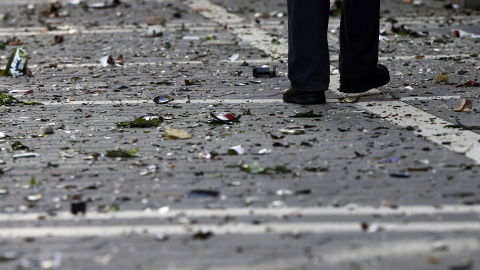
left=0, top=0, right=480, bottom=269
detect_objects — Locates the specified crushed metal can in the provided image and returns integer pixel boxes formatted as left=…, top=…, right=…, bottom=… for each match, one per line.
left=252, top=66, right=276, bottom=78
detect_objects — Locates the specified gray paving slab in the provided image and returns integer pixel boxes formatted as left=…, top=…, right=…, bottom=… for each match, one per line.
left=1, top=0, right=480, bottom=269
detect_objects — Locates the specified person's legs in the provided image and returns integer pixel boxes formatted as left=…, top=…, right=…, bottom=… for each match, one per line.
left=339, top=0, right=389, bottom=93
left=339, top=0, right=380, bottom=77
left=287, top=0, right=330, bottom=91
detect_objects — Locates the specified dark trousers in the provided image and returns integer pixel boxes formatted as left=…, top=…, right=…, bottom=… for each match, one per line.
left=287, top=0, right=380, bottom=91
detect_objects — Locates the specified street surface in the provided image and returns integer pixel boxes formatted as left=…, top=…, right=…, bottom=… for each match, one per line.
left=0, top=0, right=480, bottom=269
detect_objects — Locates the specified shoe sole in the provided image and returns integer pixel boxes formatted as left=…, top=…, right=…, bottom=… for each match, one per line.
left=283, top=98, right=326, bottom=105
left=283, top=93, right=326, bottom=105
left=339, top=77, right=390, bottom=94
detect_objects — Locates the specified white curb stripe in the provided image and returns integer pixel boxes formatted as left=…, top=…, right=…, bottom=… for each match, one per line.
left=1, top=222, right=480, bottom=238
left=356, top=100, right=480, bottom=162
left=31, top=59, right=279, bottom=69
left=35, top=95, right=462, bottom=106
left=187, top=0, right=288, bottom=59
left=1, top=205, right=479, bottom=222
left=29, top=54, right=468, bottom=69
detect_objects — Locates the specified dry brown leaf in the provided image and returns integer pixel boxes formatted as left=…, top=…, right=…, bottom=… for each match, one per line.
left=428, top=254, right=440, bottom=264
left=192, top=7, right=209, bottom=12
left=145, top=16, right=166, bottom=26
left=254, top=13, right=269, bottom=19
left=436, top=73, right=448, bottom=84
left=165, top=127, right=191, bottom=140
left=454, top=99, right=473, bottom=112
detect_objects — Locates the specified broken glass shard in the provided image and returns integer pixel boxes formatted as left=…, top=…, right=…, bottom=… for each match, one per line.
left=279, top=128, right=305, bottom=135
left=239, top=161, right=291, bottom=174
left=227, top=145, right=245, bottom=155
left=88, top=0, right=120, bottom=9
left=117, top=115, right=163, bottom=128
left=270, top=134, right=285, bottom=140
left=456, top=81, right=479, bottom=88
left=13, top=153, right=39, bottom=159
left=228, top=54, right=239, bottom=61
left=8, top=89, right=33, bottom=94
left=0, top=132, right=10, bottom=139
left=295, top=189, right=312, bottom=195
left=0, top=93, right=19, bottom=105
left=0, top=187, right=8, bottom=195
left=389, top=171, right=410, bottom=178
left=100, top=55, right=115, bottom=67
left=153, top=95, right=173, bottom=104
left=452, top=29, right=480, bottom=39
left=381, top=158, right=399, bottom=163
left=449, top=258, right=473, bottom=270
left=107, top=81, right=128, bottom=91
left=155, top=233, right=169, bottom=242
left=42, top=124, right=54, bottom=135
left=12, top=141, right=29, bottom=150
left=192, top=229, right=214, bottom=240
left=25, top=194, right=42, bottom=202
left=210, top=112, right=241, bottom=124
left=20, top=252, right=62, bottom=269
left=146, top=25, right=163, bottom=37
left=0, top=251, right=19, bottom=261
left=185, top=79, right=201, bottom=86
left=164, top=113, right=174, bottom=120
left=1, top=48, right=31, bottom=77
left=290, top=110, right=323, bottom=118
left=258, top=148, right=272, bottom=155
left=187, top=189, right=219, bottom=198
left=407, top=167, right=431, bottom=172
left=304, top=166, right=328, bottom=172
left=105, top=148, right=138, bottom=158
left=272, top=142, right=289, bottom=148
left=276, top=189, right=292, bottom=196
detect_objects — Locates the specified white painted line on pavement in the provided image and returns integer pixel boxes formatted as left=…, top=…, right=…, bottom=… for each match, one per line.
left=35, top=58, right=280, bottom=69
left=32, top=53, right=469, bottom=69
left=400, top=95, right=461, bottom=101
left=36, top=95, right=461, bottom=106
left=378, top=54, right=476, bottom=61
left=186, top=0, right=287, bottom=59
left=0, top=26, right=223, bottom=37
left=356, top=100, right=480, bottom=162
left=39, top=99, right=286, bottom=105
left=1, top=221, right=480, bottom=238
left=1, top=205, right=479, bottom=222
left=331, top=83, right=480, bottom=163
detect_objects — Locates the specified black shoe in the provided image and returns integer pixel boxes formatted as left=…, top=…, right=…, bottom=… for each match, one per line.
left=339, top=64, right=390, bottom=94
left=283, top=87, right=326, bottom=105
